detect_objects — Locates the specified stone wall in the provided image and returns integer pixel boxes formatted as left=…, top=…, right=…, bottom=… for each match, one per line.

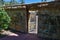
left=38, top=9, right=60, bottom=39
left=5, top=9, right=27, bottom=33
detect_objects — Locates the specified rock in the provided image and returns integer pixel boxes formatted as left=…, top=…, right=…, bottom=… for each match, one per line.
left=1, top=30, right=19, bottom=36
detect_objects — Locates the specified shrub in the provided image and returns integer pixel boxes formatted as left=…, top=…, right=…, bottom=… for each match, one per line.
left=0, top=8, right=11, bottom=30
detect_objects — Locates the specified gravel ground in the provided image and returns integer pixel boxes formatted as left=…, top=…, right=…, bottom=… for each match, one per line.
left=0, top=30, right=59, bottom=40
left=0, top=33, right=40, bottom=40
left=0, top=30, right=40, bottom=40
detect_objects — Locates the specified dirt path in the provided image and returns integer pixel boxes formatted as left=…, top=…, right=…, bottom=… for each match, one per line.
left=0, top=33, right=40, bottom=40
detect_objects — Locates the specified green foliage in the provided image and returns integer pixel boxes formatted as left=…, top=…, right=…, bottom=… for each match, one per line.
left=0, top=8, right=11, bottom=30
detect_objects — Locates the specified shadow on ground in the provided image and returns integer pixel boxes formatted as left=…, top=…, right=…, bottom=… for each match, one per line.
left=0, top=32, right=39, bottom=40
